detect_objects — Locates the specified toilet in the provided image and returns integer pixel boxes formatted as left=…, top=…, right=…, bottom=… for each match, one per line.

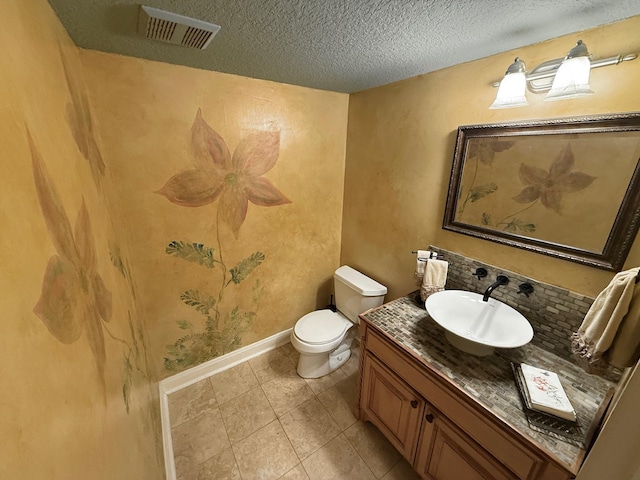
left=290, top=266, right=387, bottom=378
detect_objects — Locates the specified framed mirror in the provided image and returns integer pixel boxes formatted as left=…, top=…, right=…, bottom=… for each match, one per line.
left=443, top=113, right=640, bottom=271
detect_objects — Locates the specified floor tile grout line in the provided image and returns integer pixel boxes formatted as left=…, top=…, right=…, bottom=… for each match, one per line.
left=166, top=379, right=220, bottom=431
left=209, top=360, right=260, bottom=406
left=169, top=401, right=221, bottom=434
left=228, top=441, right=243, bottom=480
left=259, top=373, right=305, bottom=419
left=278, top=401, right=342, bottom=464
left=218, top=385, right=277, bottom=447
left=206, top=375, right=219, bottom=410
left=277, top=416, right=306, bottom=464
left=342, top=431, right=380, bottom=480
left=341, top=423, right=400, bottom=480
left=300, top=461, right=312, bottom=480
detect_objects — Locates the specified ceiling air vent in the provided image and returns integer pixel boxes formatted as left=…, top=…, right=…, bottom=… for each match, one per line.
left=137, top=5, right=220, bottom=49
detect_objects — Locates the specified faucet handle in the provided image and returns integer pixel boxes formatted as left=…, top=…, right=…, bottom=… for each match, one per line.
left=472, top=267, right=488, bottom=280
left=517, top=282, right=534, bottom=297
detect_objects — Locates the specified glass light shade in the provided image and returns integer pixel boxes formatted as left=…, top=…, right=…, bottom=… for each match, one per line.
left=545, top=56, right=594, bottom=101
left=489, top=72, right=529, bottom=109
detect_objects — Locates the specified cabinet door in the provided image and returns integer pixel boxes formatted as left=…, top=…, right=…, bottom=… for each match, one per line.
left=415, top=409, right=515, bottom=480
left=360, top=353, right=424, bottom=462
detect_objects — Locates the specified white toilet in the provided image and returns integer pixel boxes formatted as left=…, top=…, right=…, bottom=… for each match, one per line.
left=290, top=266, right=387, bottom=378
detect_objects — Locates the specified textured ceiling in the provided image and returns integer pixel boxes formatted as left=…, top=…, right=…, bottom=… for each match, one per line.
left=47, top=0, right=640, bottom=93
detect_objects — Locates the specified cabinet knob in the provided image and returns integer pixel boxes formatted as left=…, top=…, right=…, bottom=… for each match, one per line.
left=425, top=413, right=434, bottom=423
left=410, top=400, right=419, bottom=409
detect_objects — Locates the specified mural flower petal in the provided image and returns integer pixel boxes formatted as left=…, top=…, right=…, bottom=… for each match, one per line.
left=232, top=131, right=280, bottom=176
left=491, top=141, right=515, bottom=153
left=74, top=201, right=97, bottom=272
left=156, top=169, right=224, bottom=207
left=514, top=145, right=596, bottom=212
left=468, top=141, right=514, bottom=166
left=34, top=255, right=83, bottom=344
left=65, top=103, right=106, bottom=184
left=59, top=43, right=106, bottom=185
left=549, top=145, right=575, bottom=178
left=518, top=163, right=547, bottom=186
left=29, top=130, right=79, bottom=265
left=246, top=177, right=292, bottom=207
left=220, top=187, right=248, bottom=235
left=59, top=44, right=93, bottom=137
left=556, top=172, right=597, bottom=193
left=84, top=306, right=107, bottom=385
left=93, top=274, right=113, bottom=323
left=467, top=143, right=493, bottom=166
left=512, top=185, right=541, bottom=204
left=87, top=135, right=106, bottom=181
left=191, top=108, right=231, bottom=173
left=65, top=104, right=90, bottom=160
left=160, top=110, right=291, bottom=234
left=540, top=188, right=563, bottom=213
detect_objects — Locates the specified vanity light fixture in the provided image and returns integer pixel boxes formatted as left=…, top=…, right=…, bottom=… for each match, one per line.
left=544, top=40, right=593, bottom=101
left=489, top=57, right=528, bottom=109
left=490, top=40, right=637, bottom=109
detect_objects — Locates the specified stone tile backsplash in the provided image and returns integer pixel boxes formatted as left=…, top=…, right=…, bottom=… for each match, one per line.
left=429, top=246, right=593, bottom=363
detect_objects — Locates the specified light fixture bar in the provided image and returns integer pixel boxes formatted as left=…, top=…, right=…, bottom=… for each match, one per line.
left=489, top=41, right=637, bottom=108
left=491, top=53, right=637, bottom=91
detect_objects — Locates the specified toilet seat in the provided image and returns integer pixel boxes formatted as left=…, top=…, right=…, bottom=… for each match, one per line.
left=293, top=310, right=352, bottom=345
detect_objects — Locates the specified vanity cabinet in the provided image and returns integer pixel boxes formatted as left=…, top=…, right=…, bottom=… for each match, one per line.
left=360, top=352, right=425, bottom=460
left=414, top=410, right=514, bottom=480
left=358, top=320, right=573, bottom=480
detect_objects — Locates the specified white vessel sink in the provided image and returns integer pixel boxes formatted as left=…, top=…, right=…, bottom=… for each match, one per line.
left=425, top=290, right=533, bottom=356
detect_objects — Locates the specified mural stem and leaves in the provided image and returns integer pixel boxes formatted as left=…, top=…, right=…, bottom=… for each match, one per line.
left=457, top=140, right=513, bottom=215
left=162, top=239, right=264, bottom=371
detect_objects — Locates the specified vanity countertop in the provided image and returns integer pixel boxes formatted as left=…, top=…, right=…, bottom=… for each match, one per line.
left=360, top=293, right=616, bottom=474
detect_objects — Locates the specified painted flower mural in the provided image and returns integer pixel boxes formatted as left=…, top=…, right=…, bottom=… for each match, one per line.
left=157, top=109, right=291, bottom=371
left=458, top=139, right=514, bottom=215
left=157, top=108, right=290, bottom=234
left=478, top=144, right=597, bottom=233
left=29, top=130, right=112, bottom=387
left=512, top=144, right=596, bottom=213
left=58, top=43, right=106, bottom=188
left=467, top=139, right=515, bottom=166
left=31, top=128, right=163, bottom=463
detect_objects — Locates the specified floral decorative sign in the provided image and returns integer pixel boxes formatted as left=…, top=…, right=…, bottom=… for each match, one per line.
left=443, top=113, right=640, bottom=270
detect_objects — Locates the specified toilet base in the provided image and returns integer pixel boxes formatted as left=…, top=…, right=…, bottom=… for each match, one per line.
left=295, top=332, right=355, bottom=379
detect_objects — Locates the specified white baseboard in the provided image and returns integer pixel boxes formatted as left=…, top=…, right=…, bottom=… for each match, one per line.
left=158, top=328, right=293, bottom=480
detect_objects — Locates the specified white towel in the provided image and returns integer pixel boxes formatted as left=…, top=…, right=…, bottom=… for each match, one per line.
left=571, top=267, right=640, bottom=373
left=420, top=259, right=448, bottom=302
left=414, top=250, right=431, bottom=286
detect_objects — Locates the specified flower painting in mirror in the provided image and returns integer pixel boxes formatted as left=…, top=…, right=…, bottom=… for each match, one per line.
left=443, top=113, right=640, bottom=271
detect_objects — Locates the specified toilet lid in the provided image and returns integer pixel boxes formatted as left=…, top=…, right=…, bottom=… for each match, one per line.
left=294, top=310, right=352, bottom=345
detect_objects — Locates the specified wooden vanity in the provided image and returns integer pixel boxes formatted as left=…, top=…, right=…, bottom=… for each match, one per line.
left=356, top=294, right=615, bottom=480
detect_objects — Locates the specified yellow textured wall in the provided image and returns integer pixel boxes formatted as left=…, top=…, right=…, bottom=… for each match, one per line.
left=79, top=50, right=349, bottom=378
left=0, top=0, right=163, bottom=478
left=343, top=16, right=640, bottom=300
left=4, top=0, right=638, bottom=477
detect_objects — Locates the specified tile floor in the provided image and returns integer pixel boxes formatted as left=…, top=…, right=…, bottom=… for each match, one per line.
left=168, top=342, right=421, bottom=480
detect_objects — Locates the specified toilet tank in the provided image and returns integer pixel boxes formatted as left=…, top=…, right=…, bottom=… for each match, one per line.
left=334, top=266, right=387, bottom=323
